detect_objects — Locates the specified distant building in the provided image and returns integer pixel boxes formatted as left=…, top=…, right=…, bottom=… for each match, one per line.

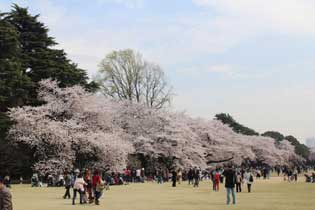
left=306, top=138, right=315, bottom=149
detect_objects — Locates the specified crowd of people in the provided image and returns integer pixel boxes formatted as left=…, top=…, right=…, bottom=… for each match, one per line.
left=0, top=164, right=314, bottom=209
left=64, top=169, right=105, bottom=205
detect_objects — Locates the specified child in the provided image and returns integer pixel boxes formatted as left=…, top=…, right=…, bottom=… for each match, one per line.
left=214, top=170, right=220, bottom=191
left=95, top=179, right=105, bottom=205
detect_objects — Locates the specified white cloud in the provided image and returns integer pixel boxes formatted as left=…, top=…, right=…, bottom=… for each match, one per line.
left=192, top=0, right=315, bottom=35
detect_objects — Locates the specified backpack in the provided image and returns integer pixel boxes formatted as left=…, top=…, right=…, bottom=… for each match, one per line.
left=64, top=174, right=71, bottom=187
left=249, top=174, right=254, bottom=182
left=96, top=180, right=105, bottom=192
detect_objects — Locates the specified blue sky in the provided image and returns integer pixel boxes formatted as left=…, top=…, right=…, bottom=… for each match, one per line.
left=1, top=0, right=315, bottom=142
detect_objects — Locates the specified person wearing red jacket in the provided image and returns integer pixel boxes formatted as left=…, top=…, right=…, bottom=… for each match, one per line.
left=214, top=170, right=220, bottom=191
left=92, top=170, right=102, bottom=205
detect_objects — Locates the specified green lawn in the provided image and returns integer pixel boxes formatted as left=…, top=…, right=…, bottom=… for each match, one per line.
left=11, top=177, right=315, bottom=210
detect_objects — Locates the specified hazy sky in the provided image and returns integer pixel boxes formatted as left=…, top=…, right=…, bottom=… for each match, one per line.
left=1, top=0, right=315, bottom=142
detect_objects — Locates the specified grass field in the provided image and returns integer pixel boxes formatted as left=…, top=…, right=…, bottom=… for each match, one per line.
left=11, top=177, right=315, bottom=210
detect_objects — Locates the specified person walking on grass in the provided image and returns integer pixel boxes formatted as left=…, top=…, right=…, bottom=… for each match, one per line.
left=293, top=168, right=298, bottom=182
left=223, top=164, right=236, bottom=205
left=236, top=172, right=242, bottom=193
left=177, top=169, right=182, bottom=184
left=188, top=168, right=194, bottom=185
left=244, top=169, right=254, bottom=193
left=92, top=169, right=103, bottom=205
left=210, top=169, right=216, bottom=191
left=214, top=169, right=220, bottom=191
left=84, top=169, right=93, bottom=203
left=157, top=169, right=163, bottom=184
left=72, top=173, right=87, bottom=205
left=193, top=167, right=200, bottom=187
left=63, top=169, right=72, bottom=199
left=172, top=170, right=177, bottom=187
left=0, top=176, right=12, bottom=210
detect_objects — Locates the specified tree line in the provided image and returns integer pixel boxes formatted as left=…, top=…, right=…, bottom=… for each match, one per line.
left=215, top=113, right=310, bottom=160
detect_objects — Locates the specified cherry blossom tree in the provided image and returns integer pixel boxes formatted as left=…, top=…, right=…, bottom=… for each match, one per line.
left=8, top=79, right=301, bottom=175
left=9, top=79, right=133, bottom=175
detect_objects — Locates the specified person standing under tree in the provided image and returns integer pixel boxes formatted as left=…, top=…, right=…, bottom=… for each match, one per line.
left=177, top=169, right=182, bottom=184
left=157, top=169, right=163, bottom=184
left=188, top=169, right=194, bottom=185
left=63, top=170, right=71, bottom=199
left=236, top=172, right=242, bottom=193
left=92, top=169, right=102, bottom=205
left=172, top=170, right=177, bottom=187
left=193, top=167, right=200, bottom=187
left=0, top=176, right=13, bottom=210
left=214, top=169, right=221, bottom=191
left=223, top=164, right=236, bottom=205
left=84, top=169, right=93, bottom=203
left=72, top=173, right=87, bottom=205
left=244, top=169, right=254, bottom=193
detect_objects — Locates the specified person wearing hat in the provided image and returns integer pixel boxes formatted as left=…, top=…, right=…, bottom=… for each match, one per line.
left=0, top=176, right=13, bottom=210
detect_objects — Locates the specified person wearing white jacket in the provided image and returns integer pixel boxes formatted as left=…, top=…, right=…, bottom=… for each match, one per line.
left=244, top=170, right=254, bottom=193
left=72, top=174, right=87, bottom=205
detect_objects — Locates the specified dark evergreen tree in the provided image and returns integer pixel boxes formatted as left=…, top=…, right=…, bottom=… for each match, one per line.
left=0, top=13, right=35, bottom=177
left=0, top=5, right=98, bottom=177
left=285, top=135, right=310, bottom=160
left=214, top=113, right=259, bottom=136
left=261, top=131, right=285, bottom=142
left=4, top=4, right=94, bottom=89
left=0, top=12, right=33, bottom=110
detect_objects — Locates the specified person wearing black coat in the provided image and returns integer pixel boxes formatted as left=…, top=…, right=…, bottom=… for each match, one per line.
left=187, top=169, right=194, bottom=185
left=223, top=164, right=236, bottom=205
left=172, top=170, right=177, bottom=187
left=193, top=167, right=200, bottom=187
